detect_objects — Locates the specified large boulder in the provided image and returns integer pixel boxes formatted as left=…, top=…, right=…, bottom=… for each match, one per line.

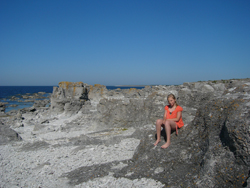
left=0, top=121, right=22, bottom=145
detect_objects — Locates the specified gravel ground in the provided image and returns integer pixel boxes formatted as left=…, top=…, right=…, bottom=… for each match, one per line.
left=0, top=112, right=164, bottom=187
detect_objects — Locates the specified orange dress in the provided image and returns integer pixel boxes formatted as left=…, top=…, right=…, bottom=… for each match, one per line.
left=165, top=105, right=184, bottom=128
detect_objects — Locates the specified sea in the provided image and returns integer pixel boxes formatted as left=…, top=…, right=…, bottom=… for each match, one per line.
left=0, top=86, right=145, bottom=112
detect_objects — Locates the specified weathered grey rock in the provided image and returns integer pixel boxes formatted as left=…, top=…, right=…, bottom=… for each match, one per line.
left=0, top=102, right=7, bottom=114
left=0, top=121, right=22, bottom=145
left=1, top=78, right=249, bottom=187
left=49, top=78, right=250, bottom=130
left=18, top=99, right=34, bottom=103
left=114, top=98, right=249, bottom=187
left=201, top=84, right=215, bottom=92
left=20, top=141, right=50, bottom=151
left=33, top=99, right=50, bottom=108
left=19, top=92, right=49, bottom=100
left=10, top=96, right=19, bottom=101
left=50, top=81, right=88, bottom=115
left=88, top=84, right=109, bottom=102
left=38, top=92, right=46, bottom=95
left=213, top=83, right=226, bottom=92
left=21, top=95, right=30, bottom=99
left=55, top=78, right=250, bottom=187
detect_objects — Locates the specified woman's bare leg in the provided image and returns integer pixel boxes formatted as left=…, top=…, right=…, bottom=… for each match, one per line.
left=161, top=120, right=176, bottom=149
left=154, top=119, right=163, bottom=146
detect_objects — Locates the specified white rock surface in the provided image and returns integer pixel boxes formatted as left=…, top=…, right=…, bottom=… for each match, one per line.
left=0, top=110, right=164, bottom=188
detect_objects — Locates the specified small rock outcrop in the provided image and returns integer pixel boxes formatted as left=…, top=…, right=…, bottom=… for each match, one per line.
left=0, top=120, right=22, bottom=145
left=50, top=81, right=88, bottom=115
left=0, top=102, right=7, bottom=114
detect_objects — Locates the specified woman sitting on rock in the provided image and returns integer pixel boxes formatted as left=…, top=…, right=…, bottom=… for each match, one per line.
left=154, top=94, right=184, bottom=149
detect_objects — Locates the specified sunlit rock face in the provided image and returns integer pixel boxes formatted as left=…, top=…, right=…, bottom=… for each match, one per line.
left=115, top=97, right=249, bottom=187
left=50, top=79, right=246, bottom=130
left=48, top=78, right=250, bottom=187
left=1, top=78, right=249, bottom=187
left=50, top=81, right=88, bottom=116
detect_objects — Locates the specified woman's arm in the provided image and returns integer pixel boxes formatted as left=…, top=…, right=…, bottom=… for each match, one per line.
left=163, top=110, right=167, bottom=121
left=168, top=111, right=182, bottom=122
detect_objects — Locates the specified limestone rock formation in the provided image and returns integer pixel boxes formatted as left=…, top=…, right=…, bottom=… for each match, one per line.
left=0, top=78, right=249, bottom=187
left=115, top=98, right=249, bottom=187
left=50, top=81, right=88, bottom=115
left=49, top=78, right=250, bottom=187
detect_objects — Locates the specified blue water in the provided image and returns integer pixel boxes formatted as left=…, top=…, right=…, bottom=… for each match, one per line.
left=0, top=86, right=54, bottom=99
left=0, top=86, right=144, bottom=112
left=0, top=86, right=54, bottom=112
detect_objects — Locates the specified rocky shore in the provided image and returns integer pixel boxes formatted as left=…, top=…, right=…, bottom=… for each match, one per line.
left=0, top=79, right=249, bottom=187
left=0, top=91, right=51, bottom=113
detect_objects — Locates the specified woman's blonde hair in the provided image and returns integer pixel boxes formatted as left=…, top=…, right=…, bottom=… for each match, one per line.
left=167, top=94, right=178, bottom=106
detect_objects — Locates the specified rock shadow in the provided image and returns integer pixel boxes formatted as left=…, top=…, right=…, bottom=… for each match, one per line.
left=61, top=160, right=128, bottom=186
left=20, top=141, right=50, bottom=151
left=154, top=128, right=176, bottom=142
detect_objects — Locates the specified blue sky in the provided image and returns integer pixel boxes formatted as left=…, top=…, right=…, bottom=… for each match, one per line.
left=0, top=0, right=249, bottom=86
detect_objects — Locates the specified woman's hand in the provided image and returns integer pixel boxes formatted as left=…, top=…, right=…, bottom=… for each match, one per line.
left=167, top=111, right=182, bottom=122
left=162, top=119, right=167, bottom=125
